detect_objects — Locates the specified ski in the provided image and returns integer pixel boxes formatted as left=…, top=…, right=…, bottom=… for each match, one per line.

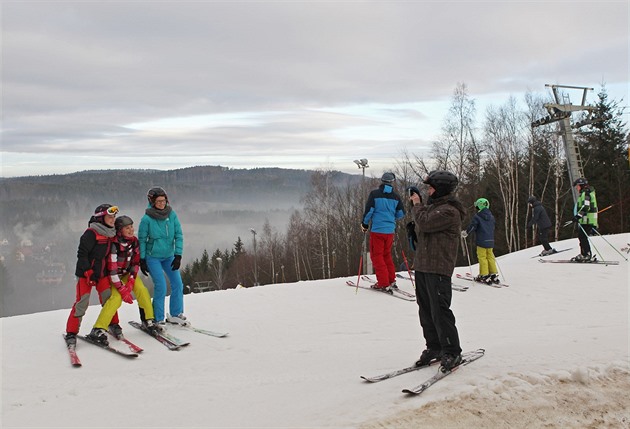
left=455, top=273, right=506, bottom=288
left=77, top=335, right=139, bottom=358
left=360, top=350, right=481, bottom=383
left=346, top=280, right=415, bottom=301
left=128, top=321, right=189, bottom=350
left=402, top=348, right=485, bottom=395
left=63, top=334, right=82, bottom=367
left=108, top=329, right=144, bottom=353
left=538, top=258, right=619, bottom=265
left=167, top=323, right=228, bottom=338
left=360, top=275, right=416, bottom=298
left=398, top=273, right=468, bottom=292
left=529, top=248, right=573, bottom=259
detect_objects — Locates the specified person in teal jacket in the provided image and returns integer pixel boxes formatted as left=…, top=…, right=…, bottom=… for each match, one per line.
left=138, top=187, right=189, bottom=326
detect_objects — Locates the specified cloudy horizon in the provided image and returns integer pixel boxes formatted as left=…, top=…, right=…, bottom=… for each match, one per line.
left=2, top=0, right=628, bottom=178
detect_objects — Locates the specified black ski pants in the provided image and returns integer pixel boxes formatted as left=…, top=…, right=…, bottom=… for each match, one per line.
left=414, top=271, right=461, bottom=356
left=538, top=226, right=552, bottom=251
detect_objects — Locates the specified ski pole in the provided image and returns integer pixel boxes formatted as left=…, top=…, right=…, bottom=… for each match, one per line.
left=401, top=249, right=415, bottom=287
left=461, top=235, right=473, bottom=275
left=577, top=223, right=604, bottom=261
left=591, top=228, right=628, bottom=261
left=355, top=232, right=367, bottom=293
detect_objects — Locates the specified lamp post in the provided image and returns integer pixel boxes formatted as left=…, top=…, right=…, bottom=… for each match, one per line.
left=215, top=257, right=223, bottom=290
left=353, top=158, right=369, bottom=275
left=250, top=228, right=259, bottom=286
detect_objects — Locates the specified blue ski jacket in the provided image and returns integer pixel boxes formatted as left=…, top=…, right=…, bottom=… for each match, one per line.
left=362, top=184, right=405, bottom=234
left=465, top=207, right=495, bottom=248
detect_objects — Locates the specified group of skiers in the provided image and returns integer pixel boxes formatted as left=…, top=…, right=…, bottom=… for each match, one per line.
left=360, top=171, right=598, bottom=373
left=64, top=187, right=189, bottom=348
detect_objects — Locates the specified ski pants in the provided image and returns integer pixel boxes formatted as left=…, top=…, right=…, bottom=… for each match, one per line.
left=537, top=227, right=552, bottom=251
left=147, top=255, right=184, bottom=322
left=369, top=232, right=396, bottom=287
left=66, top=276, right=119, bottom=334
left=577, top=224, right=593, bottom=256
left=476, top=246, right=497, bottom=276
left=93, top=274, right=155, bottom=330
left=414, top=271, right=461, bottom=356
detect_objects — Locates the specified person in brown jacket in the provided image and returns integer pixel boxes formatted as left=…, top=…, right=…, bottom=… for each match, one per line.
left=409, top=170, right=466, bottom=372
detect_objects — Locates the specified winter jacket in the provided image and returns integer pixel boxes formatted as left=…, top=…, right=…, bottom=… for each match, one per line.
left=362, top=184, right=405, bottom=234
left=412, top=195, right=466, bottom=277
left=108, top=235, right=140, bottom=289
left=465, top=208, right=495, bottom=248
left=138, top=208, right=184, bottom=259
left=527, top=200, right=552, bottom=229
left=575, top=186, right=598, bottom=227
left=75, top=228, right=114, bottom=282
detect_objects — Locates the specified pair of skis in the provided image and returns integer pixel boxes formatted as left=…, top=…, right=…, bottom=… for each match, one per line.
left=63, top=332, right=141, bottom=367
left=538, top=258, right=619, bottom=265
left=128, top=320, right=229, bottom=350
left=455, top=273, right=509, bottom=288
left=360, top=348, right=485, bottom=396
left=346, top=278, right=415, bottom=301
left=396, top=273, right=469, bottom=292
left=529, top=248, right=572, bottom=259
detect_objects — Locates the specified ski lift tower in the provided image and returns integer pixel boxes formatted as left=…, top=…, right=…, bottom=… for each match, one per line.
left=531, top=84, right=598, bottom=204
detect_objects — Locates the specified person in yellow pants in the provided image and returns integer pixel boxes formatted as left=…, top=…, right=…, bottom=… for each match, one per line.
left=461, top=198, right=499, bottom=285
left=88, top=215, right=160, bottom=345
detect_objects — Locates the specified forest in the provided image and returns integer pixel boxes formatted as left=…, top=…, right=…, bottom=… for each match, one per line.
left=180, top=84, right=629, bottom=290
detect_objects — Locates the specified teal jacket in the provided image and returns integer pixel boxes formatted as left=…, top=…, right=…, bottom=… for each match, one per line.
left=138, top=208, right=184, bottom=259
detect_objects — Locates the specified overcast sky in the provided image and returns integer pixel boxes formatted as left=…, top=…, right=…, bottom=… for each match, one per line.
left=2, top=0, right=628, bottom=178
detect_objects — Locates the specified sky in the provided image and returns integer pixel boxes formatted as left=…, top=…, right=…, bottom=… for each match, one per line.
left=1, top=0, right=628, bottom=178
left=1, top=233, right=628, bottom=428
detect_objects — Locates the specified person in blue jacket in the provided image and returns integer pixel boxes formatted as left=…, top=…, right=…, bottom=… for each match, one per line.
left=461, top=197, right=499, bottom=284
left=138, top=187, right=189, bottom=326
left=361, top=172, right=405, bottom=289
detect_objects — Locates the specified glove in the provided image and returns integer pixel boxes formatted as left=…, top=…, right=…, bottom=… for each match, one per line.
left=125, top=276, right=136, bottom=289
left=119, top=284, right=134, bottom=304
left=171, top=255, right=182, bottom=271
left=84, top=269, right=96, bottom=287
left=406, top=221, right=417, bottom=251
left=406, top=186, right=420, bottom=197
left=360, top=223, right=369, bottom=233
left=139, top=259, right=148, bottom=276
left=461, top=230, right=468, bottom=238
left=572, top=214, right=582, bottom=223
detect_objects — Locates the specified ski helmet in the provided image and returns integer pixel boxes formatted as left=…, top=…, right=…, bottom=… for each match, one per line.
left=474, top=198, right=489, bottom=210
left=147, top=187, right=168, bottom=206
left=527, top=195, right=537, bottom=204
left=573, top=177, right=588, bottom=187
left=423, top=170, right=458, bottom=196
left=114, top=215, right=134, bottom=231
left=90, top=203, right=117, bottom=225
left=381, top=172, right=396, bottom=184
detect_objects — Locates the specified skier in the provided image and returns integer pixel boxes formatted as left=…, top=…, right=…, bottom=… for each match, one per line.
left=461, top=198, right=499, bottom=284
left=138, top=187, right=188, bottom=326
left=409, top=170, right=465, bottom=372
left=570, top=178, right=598, bottom=261
left=360, top=172, right=405, bottom=289
left=527, top=196, right=556, bottom=256
left=65, top=204, right=120, bottom=346
left=87, top=215, right=162, bottom=345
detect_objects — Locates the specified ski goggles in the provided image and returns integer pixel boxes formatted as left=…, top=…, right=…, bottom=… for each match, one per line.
left=95, top=206, right=119, bottom=217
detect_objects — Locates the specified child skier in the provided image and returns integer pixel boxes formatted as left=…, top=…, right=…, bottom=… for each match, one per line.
left=462, top=198, right=499, bottom=284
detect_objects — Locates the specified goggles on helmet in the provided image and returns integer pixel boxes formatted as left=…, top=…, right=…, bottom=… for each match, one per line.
left=95, top=206, right=119, bottom=217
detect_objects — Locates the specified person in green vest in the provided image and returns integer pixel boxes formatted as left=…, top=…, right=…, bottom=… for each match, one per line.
left=570, top=177, right=598, bottom=262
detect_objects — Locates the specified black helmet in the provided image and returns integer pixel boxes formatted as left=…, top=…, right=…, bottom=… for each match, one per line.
left=89, top=203, right=118, bottom=225
left=381, top=172, right=396, bottom=184
left=147, top=187, right=168, bottom=206
left=527, top=195, right=537, bottom=204
left=423, top=170, right=458, bottom=196
left=573, top=177, right=588, bottom=186
left=114, top=215, right=134, bottom=231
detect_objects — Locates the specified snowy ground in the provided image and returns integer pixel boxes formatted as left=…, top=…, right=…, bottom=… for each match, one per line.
left=2, top=234, right=629, bottom=429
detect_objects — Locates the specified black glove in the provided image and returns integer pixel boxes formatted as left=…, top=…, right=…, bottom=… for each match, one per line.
left=572, top=214, right=582, bottom=223
left=360, top=223, right=369, bottom=233
left=406, top=221, right=417, bottom=251
left=171, top=255, right=182, bottom=271
left=139, top=259, right=148, bottom=276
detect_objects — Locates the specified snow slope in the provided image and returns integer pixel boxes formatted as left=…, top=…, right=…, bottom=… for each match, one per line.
left=2, top=234, right=629, bottom=429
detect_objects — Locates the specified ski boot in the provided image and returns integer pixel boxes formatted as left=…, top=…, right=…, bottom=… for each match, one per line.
left=440, top=353, right=462, bottom=372
left=571, top=253, right=592, bottom=262
left=415, top=349, right=441, bottom=367
left=65, top=332, right=77, bottom=347
left=87, top=328, right=109, bottom=346
left=166, top=313, right=191, bottom=327
left=143, top=318, right=163, bottom=334
left=489, top=274, right=500, bottom=284
left=108, top=323, right=123, bottom=339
